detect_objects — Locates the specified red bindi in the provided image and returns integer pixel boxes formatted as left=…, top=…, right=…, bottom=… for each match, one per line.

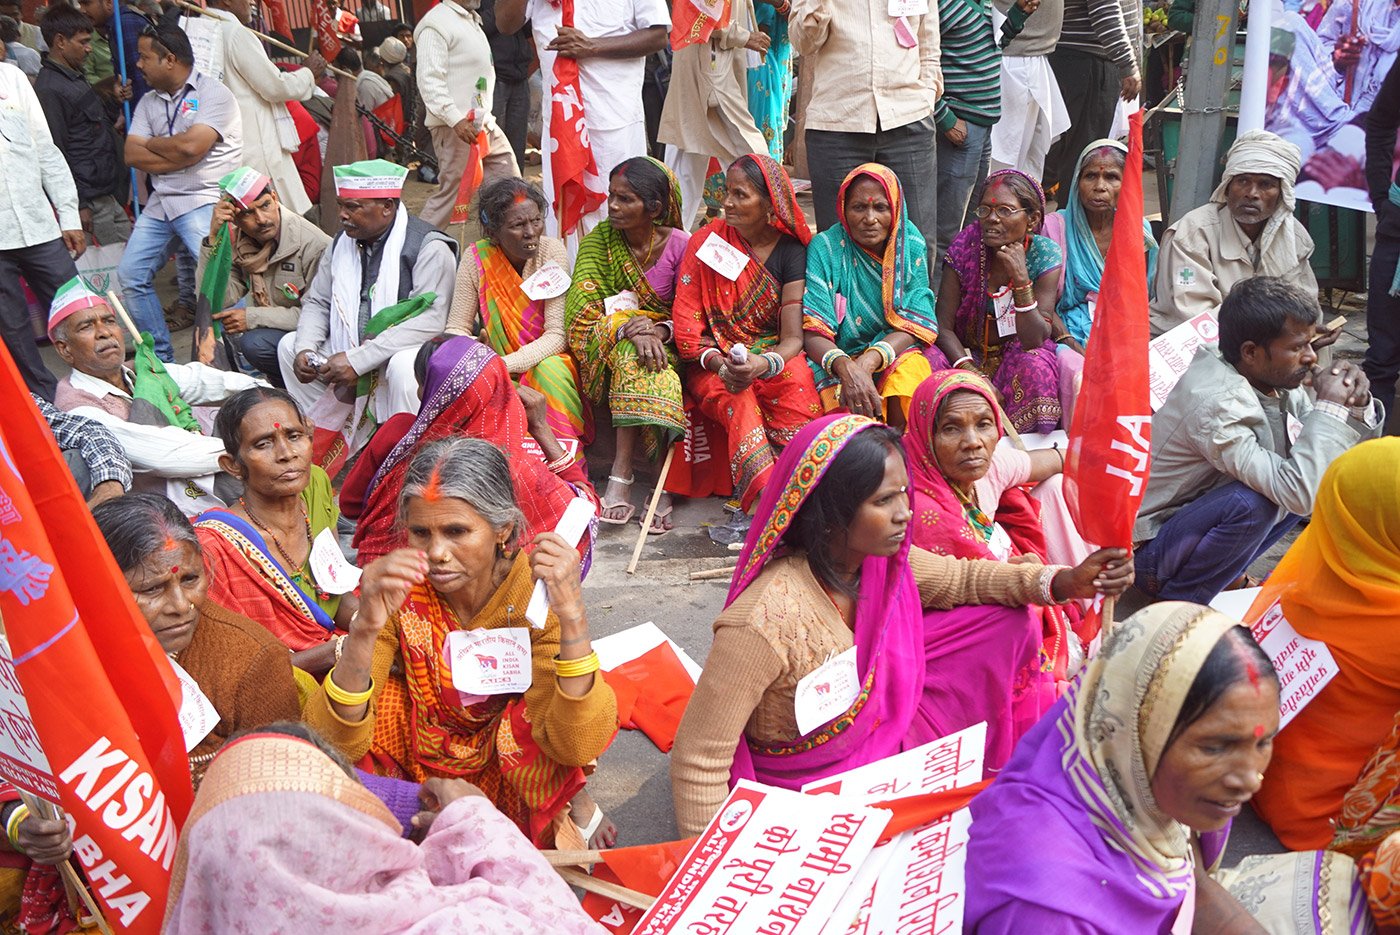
left=170, top=565, right=180, bottom=575
left=1254, top=724, right=1266, bottom=739
left=274, top=422, right=281, bottom=430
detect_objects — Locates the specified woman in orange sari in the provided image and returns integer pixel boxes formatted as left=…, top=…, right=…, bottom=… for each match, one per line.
left=446, top=177, right=590, bottom=450
left=1245, top=438, right=1400, bottom=927
left=671, top=153, right=823, bottom=510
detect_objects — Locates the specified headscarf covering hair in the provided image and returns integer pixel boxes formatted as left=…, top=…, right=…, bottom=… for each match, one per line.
left=903, top=370, right=1006, bottom=561
left=731, top=152, right=812, bottom=246
left=833, top=163, right=937, bottom=342
left=1056, top=139, right=1159, bottom=345
left=981, top=168, right=1048, bottom=234
left=1209, top=130, right=1303, bottom=275
left=613, top=155, right=685, bottom=230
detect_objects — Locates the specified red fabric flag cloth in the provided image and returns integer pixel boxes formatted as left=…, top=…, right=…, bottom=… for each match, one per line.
left=582, top=839, right=697, bottom=934
left=547, top=0, right=607, bottom=235
left=869, top=778, right=992, bottom=845
left=373, top=95, right=404, bottom=141
left=449, top=131, right=488, bottom=227
left=260, top=0, right=293, bottom=41
left=670, top=0, right=730, bottom=49
left=0, top=342, right=192, bottom=934
left=312, top=0, right=341, bottom=62
left=600, top=643, right=695, bottom=753
left=1063, top=109, right=1152, bottom=554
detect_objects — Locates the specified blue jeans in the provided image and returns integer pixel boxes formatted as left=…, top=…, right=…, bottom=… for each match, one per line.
left=934, top=120, right=993, bottom=271
left=237, top=327, right=289, bottom=386
left=118, top=204, right=214, bottom=361
left=1135, top=480, right=1301, bottom=604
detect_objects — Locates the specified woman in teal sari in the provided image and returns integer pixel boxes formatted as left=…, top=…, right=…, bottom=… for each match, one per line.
left=748, top=0, right=794, bottom=161
left=1045, top=139, right=1159, bottom=351
left=802, top=163, right=937, bottom=426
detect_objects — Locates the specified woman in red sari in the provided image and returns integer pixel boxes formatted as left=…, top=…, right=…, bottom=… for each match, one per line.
left=671, top=153, right=823, bottom=510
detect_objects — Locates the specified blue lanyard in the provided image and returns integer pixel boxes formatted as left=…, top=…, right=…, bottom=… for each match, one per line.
left=162, top=87, right=191, bottom=136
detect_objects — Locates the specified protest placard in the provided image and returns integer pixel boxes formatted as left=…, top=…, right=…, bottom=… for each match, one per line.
left=0, top=636, right=58, bottom=799
left=1148, top=312, right=1219, bottom=410
left=633, top=781, right=890, bottom=935
left=1249, top=600, right=1339, bottom=729
left=803, top=723, right=987, bottom=935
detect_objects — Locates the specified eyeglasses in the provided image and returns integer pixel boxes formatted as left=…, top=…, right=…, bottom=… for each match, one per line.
left=973, top=205, right=1029, bottom=220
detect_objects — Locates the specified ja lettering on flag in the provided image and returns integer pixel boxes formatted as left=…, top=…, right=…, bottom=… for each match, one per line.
left=0, top=341, right=193, bottom=934
left=1064, top=110, right=1151, bottom=569
left=548, top=0, right=606, bottom=235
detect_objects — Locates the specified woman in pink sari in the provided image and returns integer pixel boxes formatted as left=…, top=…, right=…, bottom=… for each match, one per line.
left=668, top=414, right=1133, bottom=835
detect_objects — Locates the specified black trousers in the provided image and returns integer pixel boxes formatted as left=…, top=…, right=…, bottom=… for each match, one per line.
left=1042, top=49, right=1121, bottom=205
left=1364, top=233, right=1400, bottom=426
left=492, top=77, right=531, bottom=169
left=0, top=237, right=78, bottom=401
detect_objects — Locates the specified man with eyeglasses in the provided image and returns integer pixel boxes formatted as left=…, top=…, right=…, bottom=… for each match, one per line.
left=118, top=21, right=242, bottom=362
left=196, top=168, right=331, bottom=386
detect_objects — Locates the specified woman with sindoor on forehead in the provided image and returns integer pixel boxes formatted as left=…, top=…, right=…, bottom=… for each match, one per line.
left=965, top=602, right=1372, bottom=935
left=303, top=437, right=618, bottom=848
left=924, top=169, right=1067, bottom=434
left=196, top=388, right=357, bottom=676
left=447, top=178, right=591, bottom=454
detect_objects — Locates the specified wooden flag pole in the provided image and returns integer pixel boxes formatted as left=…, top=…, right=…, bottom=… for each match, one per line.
left=105, top=291, right=145, bottom=347
left=173, top=0, right=355, bottom=79
left=626, top=445, right=676, bottom=575
left=15, top=793, right=112, bottom=935
left=555, top=866, right=655, bottom=911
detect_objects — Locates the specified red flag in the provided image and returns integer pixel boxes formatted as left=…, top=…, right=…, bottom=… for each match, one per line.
left=582, top=839, right=697, bottom=933
left=449, top=132, right=487, bottom=226
left=670, top=0, right=730, bottom=49
left=259, top=0, right=293, bottom=41
left=312, top=0, right=341, bottom=61
left=1064, top=110, right=1152, bottom=551
left=0, top=342, right=192, bottom=933
left=373, top=94, right=403, bottom=134
left=547, top=0, right=607, bottom=235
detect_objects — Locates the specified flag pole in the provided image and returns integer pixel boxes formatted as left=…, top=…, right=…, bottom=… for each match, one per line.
left=105, top=290, right=145, bottom=346
left=172, top=0, right=355, bottom=78
left=626, top=445, right=676, bottom=575
left=109, top=1, right=139, bottom=222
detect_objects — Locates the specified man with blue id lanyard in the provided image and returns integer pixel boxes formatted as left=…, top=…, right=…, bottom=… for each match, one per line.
left=119, top=20, right=242, bottom=362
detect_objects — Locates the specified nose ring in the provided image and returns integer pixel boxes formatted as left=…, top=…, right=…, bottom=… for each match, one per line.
left=1256, top=772, right=1265, bottom=783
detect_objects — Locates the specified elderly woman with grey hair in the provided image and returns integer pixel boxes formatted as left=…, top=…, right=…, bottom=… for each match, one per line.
left=445, top=177, right=590, bottom=451
left=304, top=437, right=618, bottom=848
left=91, top=494, right=302, bottom=783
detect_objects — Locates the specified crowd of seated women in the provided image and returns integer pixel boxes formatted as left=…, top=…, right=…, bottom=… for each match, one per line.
left=14, top=143, right=1396, bottom=934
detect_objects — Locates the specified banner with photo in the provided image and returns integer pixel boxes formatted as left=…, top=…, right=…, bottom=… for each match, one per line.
left=1253, top=0, right=1400, bottom=211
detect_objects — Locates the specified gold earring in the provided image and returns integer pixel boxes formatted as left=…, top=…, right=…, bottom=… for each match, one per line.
left=1256, top=772, right=1265, bottom=783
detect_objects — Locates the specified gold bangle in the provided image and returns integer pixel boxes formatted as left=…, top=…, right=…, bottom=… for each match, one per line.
left=554, top=651, right=600, bottom=679
left=325, top=667, right=374, bottom=706
left=6, top=805, right=29, bottom=851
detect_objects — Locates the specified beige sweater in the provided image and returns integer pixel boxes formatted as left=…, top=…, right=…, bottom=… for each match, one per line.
left=446, top=237, right=571, bottom=375
left=670, top=548, right=1048, bottom=835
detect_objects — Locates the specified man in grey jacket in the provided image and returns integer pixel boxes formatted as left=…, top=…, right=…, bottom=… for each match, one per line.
left=1134, top=276, right=1382, bottom=603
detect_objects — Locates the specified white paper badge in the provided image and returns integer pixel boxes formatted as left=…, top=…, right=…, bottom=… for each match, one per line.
left=794, top=647, right=861, bottom=737
left=991, top=288, right=1018, bottom=338
left=170, top=658, right=219, bottom=752
left=310, top=527, right=362, bottom=595
left=604, top=290, right=640, bottom=316
left=447, top=628, right=534, bottom=695
left=696, top=231, right=750, bottom=282
left=520, top=262, right=571, bottom=301
left=889, top=0, right=929, bottom=15
left=1285, top=412, right=1304, bottom=447
left=987, top=523, right=1014, bottom=562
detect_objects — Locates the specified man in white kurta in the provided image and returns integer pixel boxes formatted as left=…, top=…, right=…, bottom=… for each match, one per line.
left=205, top=0, right=326, bottom=216
left=497, top=0, right=669, bottom=242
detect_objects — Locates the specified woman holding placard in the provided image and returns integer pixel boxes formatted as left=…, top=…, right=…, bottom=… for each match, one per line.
left=195, top=388, right=356, bottom=676
left=1247, top=439, right=1400, bottom=924
left=304, top=438, right=618, bottom=848
left=91, top=494, right=301, bottom=781
left=965, top=602, right=1368, bottom=933
left=565, top=157, right=691, bottom=533
left=925, top=169, right=1066, bottom=433
left=670, top=152, right=824, bottom=512
left=446, top=178, right=590, bottom=453
left=669, top=414, right=1131, bottom=835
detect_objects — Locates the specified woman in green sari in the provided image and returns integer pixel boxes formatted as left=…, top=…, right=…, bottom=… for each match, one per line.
left=566, top=156, right=691, bottom=533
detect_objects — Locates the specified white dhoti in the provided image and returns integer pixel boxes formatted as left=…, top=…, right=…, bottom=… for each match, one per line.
left=990, top=55, right=1071, bottom=181
left=276, top=332, right=421, bottom=423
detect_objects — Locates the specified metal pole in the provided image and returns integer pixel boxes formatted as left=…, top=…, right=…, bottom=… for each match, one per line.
left=109, top=0, right=140, bottom=220
left=1167, top=0, right=1240, bottom=225
left=1236, top=0, right=1272, bottom=132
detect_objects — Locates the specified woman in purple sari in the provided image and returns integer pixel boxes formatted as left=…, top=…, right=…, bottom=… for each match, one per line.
left=966, top=602, right=1373, bottom=934
left=668, top=414, right=1133, bottom=835
left=926, top=169, right=1070, bottom=433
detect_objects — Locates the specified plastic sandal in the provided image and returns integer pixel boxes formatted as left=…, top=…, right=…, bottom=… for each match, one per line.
left=599, top=474, right=636, bottom=525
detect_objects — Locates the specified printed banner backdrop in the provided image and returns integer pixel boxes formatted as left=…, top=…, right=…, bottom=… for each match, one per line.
left=1255, top=0, right=1400, bottom=211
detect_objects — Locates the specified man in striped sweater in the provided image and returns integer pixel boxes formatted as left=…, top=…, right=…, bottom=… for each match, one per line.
left=934, top=0, right=1035, bottom=267
left=1041, top=0, right=1141, bottom=203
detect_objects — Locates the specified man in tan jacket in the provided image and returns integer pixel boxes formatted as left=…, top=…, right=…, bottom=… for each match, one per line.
left=196, top=167, right=331, bottom=386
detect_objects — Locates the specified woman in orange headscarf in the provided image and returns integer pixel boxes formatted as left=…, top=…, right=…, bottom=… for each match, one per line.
left=1244, top=438, right=1400, bottom=925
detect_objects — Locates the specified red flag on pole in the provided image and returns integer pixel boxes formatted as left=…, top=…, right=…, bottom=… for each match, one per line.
left=670, top=0, right=731, bottom=49
left=547, top=0, right=607, bottom=236
left=259, top=0, right=293, bottom=41
left=1064, top=109, right=1152, bottom=553
left=312, top=0, right=341, bottom=61
left=0, top=343, right=193, bottom=933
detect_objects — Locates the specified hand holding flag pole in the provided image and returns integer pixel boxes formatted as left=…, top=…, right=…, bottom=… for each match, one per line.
left=14, top=791, right=112, bottom=935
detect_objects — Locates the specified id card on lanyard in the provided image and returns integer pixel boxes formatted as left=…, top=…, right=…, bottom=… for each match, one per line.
left=163, top=87, right=195, bottom=136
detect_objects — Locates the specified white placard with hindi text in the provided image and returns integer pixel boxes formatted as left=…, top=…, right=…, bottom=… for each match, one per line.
left=179, top=15, right=225, bottom=81
left=447, top=628, right=533, bottom=695
left=520, top=263, right=571, bottom=301
left=309, top=528, right=362, bottom=595
left=634, top=781, right=890, bottom=935
left=170, top=658, right=219, bottom=752
left=888, top=0, right=929, bottom=15
left=696, top=232, right=750, bottom=281
left=1249, top=600, right=1338, bottom=729
left=0, top=637, right=58, bottom=799
left=794, top=647, right=861, bottom=737
left=803, top=722, right=987, bottom=935
left=1149, top=312, right=1219, bottom=410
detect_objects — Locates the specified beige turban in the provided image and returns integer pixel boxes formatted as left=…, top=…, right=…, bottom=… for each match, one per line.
left=377, top=36, right=406, bottom=65
left=1208, top=129, right=1303, bottom=270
